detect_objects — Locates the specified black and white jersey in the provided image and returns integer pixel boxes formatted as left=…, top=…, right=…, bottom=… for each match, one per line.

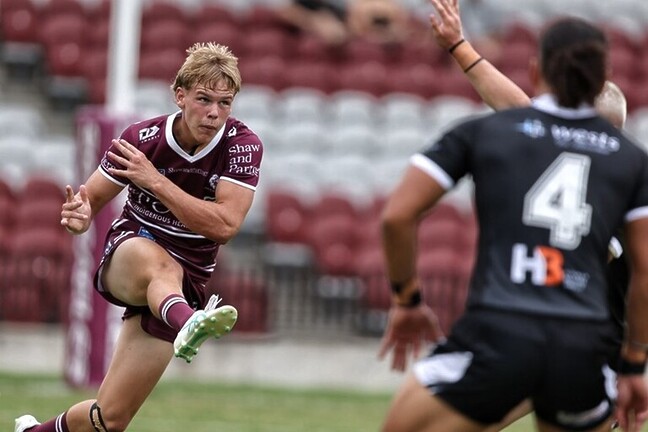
left=415, top=94, right=648, bottom=320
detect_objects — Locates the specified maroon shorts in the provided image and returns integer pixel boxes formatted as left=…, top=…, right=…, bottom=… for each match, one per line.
left=94, top=219, right=210, bottom=343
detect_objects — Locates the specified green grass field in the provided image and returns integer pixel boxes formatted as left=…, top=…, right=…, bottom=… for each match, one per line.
left=0, top=372, right=557, bottom=432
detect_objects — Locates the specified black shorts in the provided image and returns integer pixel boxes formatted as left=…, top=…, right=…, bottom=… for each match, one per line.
left=413, top=308, right=617, bottom=430
left=94, top=219, right=210, bottom=343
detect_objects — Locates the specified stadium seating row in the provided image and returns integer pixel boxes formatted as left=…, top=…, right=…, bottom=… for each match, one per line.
left=4, top=0, right=648, bottom=111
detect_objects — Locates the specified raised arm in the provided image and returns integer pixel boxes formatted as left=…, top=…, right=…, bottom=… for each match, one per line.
left=428, top=0, right=530, bottom=110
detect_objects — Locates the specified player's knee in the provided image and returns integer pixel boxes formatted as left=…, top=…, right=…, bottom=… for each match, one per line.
left=151, top=256, right=183, bottom=280
left=89, top=402, right=129, bottom=432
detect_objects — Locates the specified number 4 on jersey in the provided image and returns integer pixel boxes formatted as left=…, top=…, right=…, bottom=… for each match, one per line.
left=523, top=152, right=592, bottom=250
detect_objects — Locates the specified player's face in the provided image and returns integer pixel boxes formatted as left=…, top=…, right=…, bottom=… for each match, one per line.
left=175, top=80, right=234, bottom=146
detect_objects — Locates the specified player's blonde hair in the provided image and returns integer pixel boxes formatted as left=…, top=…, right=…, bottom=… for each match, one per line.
left=171, top=42, right=241, bottom=94
left=594, top=80, right=627, bottom=129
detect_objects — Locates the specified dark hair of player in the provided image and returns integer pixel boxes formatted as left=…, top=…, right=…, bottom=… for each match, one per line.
left=540, top=17, right=608, bottom=108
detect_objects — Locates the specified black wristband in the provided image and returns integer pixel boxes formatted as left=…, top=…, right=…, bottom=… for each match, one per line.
left=448, top=38, right=465, bottom=54
left=397, top=291, right=422, bottom=308
left=618, top=358, right=647, bottom=375
left=463, top=57, right=484, bottom=73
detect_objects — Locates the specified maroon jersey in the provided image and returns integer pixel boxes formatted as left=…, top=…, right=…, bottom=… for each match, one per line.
left=98, top=112, right=263, bottom=279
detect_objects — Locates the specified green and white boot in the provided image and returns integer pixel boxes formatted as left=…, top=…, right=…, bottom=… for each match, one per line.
left=173, top=295, right=237, bottom=363
left=15, top=415, right=40, bottom=432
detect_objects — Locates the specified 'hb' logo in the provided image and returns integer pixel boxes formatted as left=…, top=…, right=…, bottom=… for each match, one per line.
left=510, top=243, right=564, bottom=286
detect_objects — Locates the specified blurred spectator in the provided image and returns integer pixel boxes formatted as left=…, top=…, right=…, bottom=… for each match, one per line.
left=346, top=0, right=411, bottom=45
left=276, top=0, right=411, bottom=46
left=276, top=0, right=349, bottom=46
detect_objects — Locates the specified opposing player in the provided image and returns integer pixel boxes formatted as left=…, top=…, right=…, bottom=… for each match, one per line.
left=427, top=0, right=632, bottom=429
left=379, top=16, right=648, bottom=432
left=15, top=42, right=263, bottom=432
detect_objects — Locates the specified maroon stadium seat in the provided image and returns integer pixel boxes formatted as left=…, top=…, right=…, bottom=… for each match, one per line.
left=140, top=19, right=189, bottom=55
left=138, top=49, right=186, bottom=82
left=265, top=190, right=311, bottom=244
left=284, top=59, right=339, bottom=93
left=242, top=5, right=284, bottom=31
left=0, top=1, right=39, bottom=43
left=496, top=41, right=534, bottom=75
left=193, top=4, right=241, bottom=28
left=242, top=27, right=295, bottom=60
left=311, top=192, right=358, bottom=221
left=22, top=176, right=65, bottom=200
left=206, top=272, right=269, bottom=334
left=338, top=61, right=388, bottom=96
left=14, top=197, right=66, bottom=229
left=193, top=22, right=245, bottom=57
left=40, top=0, right=86, bottom=20
left=141, top=0, right=188, bottom=27
left=343, top=39, right=388, bottom=64
left=307, top=213, right=358, bottom=275
left=238, top=55, right=287, bottom=91
left=38, top=14, right=86, bottom=77
left=386, top=63, right=441, bottom=99
left=2, top=227, right=73, bottom=323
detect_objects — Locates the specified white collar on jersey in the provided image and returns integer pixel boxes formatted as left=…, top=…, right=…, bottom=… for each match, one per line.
left=531, top=93, right=597, bottom=119
left=165, top=111, right=225, bottom=162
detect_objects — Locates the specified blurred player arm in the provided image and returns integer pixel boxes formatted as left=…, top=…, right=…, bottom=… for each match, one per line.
left=382, top=165, right=445, bottom=299
left=61, top=169, right=125, bottom=234
left=379, top=165, right=446, bottom=371
left=622, top=216, right=648, bottom=363
left=615, top=216, right=648, bottom=431
left=428, top=0, right=530, bottom=110
left=275, top=1, right=349, bottom=45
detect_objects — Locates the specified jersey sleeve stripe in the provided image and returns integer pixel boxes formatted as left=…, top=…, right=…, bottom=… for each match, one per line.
left=410, top=153, right=455, bottom=190
left=219, top=176, right=257, bottom=191
left=608, top=237, right=623, bottom=259
left=625, top=206, right=648, bottom=223
left=98, top=166, right=128, bottom=187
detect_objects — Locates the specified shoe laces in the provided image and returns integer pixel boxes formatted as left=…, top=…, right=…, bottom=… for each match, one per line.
left=205, top=294, right=222, bottom=311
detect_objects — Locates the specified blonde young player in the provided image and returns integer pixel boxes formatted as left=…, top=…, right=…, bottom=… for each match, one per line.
left=15, top=43, right=263, bottom=432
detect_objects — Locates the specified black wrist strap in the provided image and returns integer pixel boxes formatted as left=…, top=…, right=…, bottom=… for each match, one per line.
left=448, top=38, right=465, bottom=54
left=397, top=291, right=422, bottom=308
left=618, top=358, right=647, bottom=375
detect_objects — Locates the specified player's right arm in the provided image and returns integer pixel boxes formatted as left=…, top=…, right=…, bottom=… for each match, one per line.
left=616, top=215, right=648, bottom=431
left=61, top=169, right=124, bottom=235
left=428, top=0, right=530, bottom=110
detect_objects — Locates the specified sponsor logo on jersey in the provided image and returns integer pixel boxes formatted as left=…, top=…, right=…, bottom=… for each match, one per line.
left=137, top=227, right=155, bottom=241
left=138, top=125, right=160, bottom=141
left=551, top=125, right=620, bottom=154
left=509, top=243, right=589, bottom=291
left=208, top=174, right=219, bottom=190
left=227, top=126, right=237, bottom=137
left=516, top=119, right=546, bottom=139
